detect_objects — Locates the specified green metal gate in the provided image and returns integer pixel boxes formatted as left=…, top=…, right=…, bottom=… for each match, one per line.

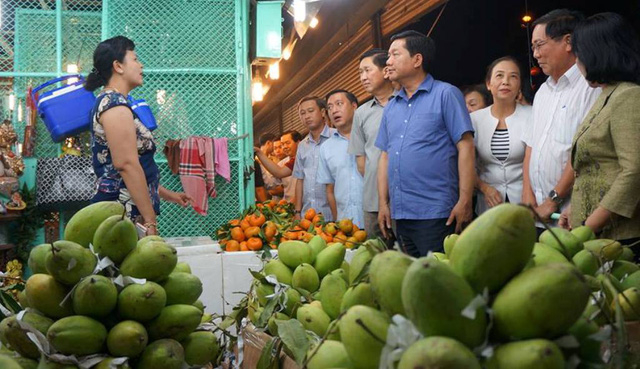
left=1, top=0, right=254, bottom=238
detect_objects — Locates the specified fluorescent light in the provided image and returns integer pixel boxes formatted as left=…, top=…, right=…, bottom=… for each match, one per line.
left=17, top=101, right=22, bottom=121
left=293, top=0, right=306, bottom=22
left=252, top=80, right=264, bottom=102
left=8, top=94, right=14, bottom=111
left=283, top=46, right=292, bottom=60
left=267, top=31, right=280, bottom=53
left=269, top=62, right=279, bottom=80
left=310, top=17, right=319, bottom=28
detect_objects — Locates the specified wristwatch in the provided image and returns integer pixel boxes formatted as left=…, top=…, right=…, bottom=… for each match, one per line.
left=548, top=190, right=563, bottom=205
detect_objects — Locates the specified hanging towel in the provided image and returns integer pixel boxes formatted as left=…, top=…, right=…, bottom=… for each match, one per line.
left=163, top=139, right=182, bottom=175
left=213, top=137, right=231, bottom=182
left=179, top=137, right=215, bottom=215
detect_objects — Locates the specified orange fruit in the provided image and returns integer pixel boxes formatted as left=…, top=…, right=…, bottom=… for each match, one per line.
left=244, top=226, right=261, bottom=238
left=249, top=212, right=266, bottom=227
left=324, top=223, right=338, bottom=236
left=351, top=224, right=360, bottom=236
left=334, top=232, right=347, bottom=243
left=338, top=219, right=353, bottom=234
left=270, top=242, right=278, bottom=249
left=219, top=239, right=229, bottom=246
left=240, top=241, right=249, bottom=251
left=284, top=231, right=299, bottom=240
left=240, top=219, right=251, bottom=230
left=319, top=232, right=333, bottom=243
left=226, top=240, right=240, bottom=252
left=229, top=219, right=240, bottom=227
left=304, top=208, right=316, bottom=221
left=345, top=236, right=358, bottom=249
left=231, top=227, right=246, bottom=242
left=300, top=231, right=313, bottom=243
left=267, top=200, right=277, bottom=209
left=353, top=230, right=367, bottom=242
left=299, top=219, right=312, bottom=231
left=247, top=237, right=263, bottom=251
left=278, top=199, right=288, bottom=206
left=312, top=214, right=324, bottom=224
left=263, top=223, right=277, bottom=241
left=256, top=203, right=264, bottom=209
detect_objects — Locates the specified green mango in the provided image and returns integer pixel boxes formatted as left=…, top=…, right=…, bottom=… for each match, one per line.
left=402, top=258, right=487, bottom=348
left=450, top=204, right=536, bottom=293
left=72, top=275, right=118, bottom=318
left=326, top=319, right=341, bottom=341
left=370, top=250, right=412, bottom=316
left=443, top=233, right=459, bottom=257
left=329, top=268, right=348, bottom=284
left=429, top=252, right=448, bottom=261
left=28, top=244, right=51, bottom=274
left=568, top=317, right=604, bottom=364
left=584, top=239, right=623, bottom=261
left=340, top=283, right=377, bottom=312
left=296, top=304, right=331, bottom=336
left=255, top=281, right=275, bottom=306
left=620, top=247, right=636, bottom=261
left=307, top=340, right=353, bottom=369
left=277, top=241, right=313, bottom=268
left=93, top=358, right=131, bottom=369
left=47, top=315, right=107, bottom=356
left=341, top=260, right=350, bottom=277
left=182, top=331, right=220, bottom=366
left=0, top=355, right=22, bottom=369
left=282, top=288, right=302, bottom=316
left=572, top=249, right=601, bottom=276
left=493, top=263, right=590, bottom=340
left=314, top=243, right=346, bottom=278
left=138, top=235, right=165, bottom=247
left=45, top=240, right=97, bottom=286
left=308, top=235, right=327, bottom=261
left=292, top=263, right=320, bottom=293
left=107, top=320, right=148, bottom=358
left=25, top=274, right=73, bottom=319
left=398, top=336, right=481, bottom=369
left=172, top=261, right=192, bottom=274
left=339, top=305, right=389, bottom=369
left=146, top=304, right=203, bottom=341
left=120, top=241, right=177, bottom=282
left=617, top=288, right=640, bottom=321
left=136, top=339, right=184, bottom=369
left=531, top=242, right=569, bottom=266
left=621, top=270, right=640, bottom=290
left=1, top=312, right=54, bottom=359
left=117, top=281, right=167, bottom=322
left=264, top=259, right=294, bottom=285
left=487, top=339, right=564, bottom=369
left=161, top=272, right=203, bottom=305
left=571, top=225, right=596, bottom=244
left=37, top=359, right=79, bottom=368
left=611, top=260, right=640, bottom=280
left=348, top=246, right=373, bottom=284
left=12, top=356, right=38, bottom=369
left=319, top=274, right=348, bottom=319
left=18, top=289, right=29, bottom=308
left=267, top=312, right=290, bottom=336
left=64, top=201, right=125, bottom=248
left=539, top=227, right=583, bottom=258
left=92, top=214, right=138, bottom=264
left=193, top=300, right=205, bottom=312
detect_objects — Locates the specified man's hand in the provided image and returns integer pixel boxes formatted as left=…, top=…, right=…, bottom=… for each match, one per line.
left=378, top=203, right=392, bottom=238
left=558, top=204, right=571, bottom=230
left=534, top=199, right=558, bottom=223
left=481, top=184, right=503, bottom=208
left=521, top=189, right=538, bottom=207
left=447, top=200, right=472, bottom=234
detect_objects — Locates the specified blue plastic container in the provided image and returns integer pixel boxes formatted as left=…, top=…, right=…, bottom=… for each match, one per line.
left=128, top=96, right=157, bottom=131
left=32, top=75, right=96, bottom=143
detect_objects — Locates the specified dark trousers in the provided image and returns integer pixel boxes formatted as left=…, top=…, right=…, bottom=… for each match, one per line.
left=395, top=218, right=454, bottom=257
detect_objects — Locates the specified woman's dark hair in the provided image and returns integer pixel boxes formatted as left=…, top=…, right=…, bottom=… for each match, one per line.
left=390, top=30, right=436, bottom=74
left=461, top=84, right=492, bottom=106
left=572, top=12, right=640, bottom=85
left=85, top=36, right=136, bottom=92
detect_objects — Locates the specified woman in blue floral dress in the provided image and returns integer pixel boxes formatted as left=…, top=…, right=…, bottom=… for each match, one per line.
left=85, top=36, right=191, bottom=235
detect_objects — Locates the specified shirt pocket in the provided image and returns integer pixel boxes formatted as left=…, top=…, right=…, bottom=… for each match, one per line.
left=410, top=113, right=441, bottom=143
left=553, top=106, right=579, bottom=146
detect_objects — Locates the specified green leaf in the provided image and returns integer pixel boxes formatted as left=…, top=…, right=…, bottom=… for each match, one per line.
left=256, top=336, right=280, bottom=369
left=250, top=270, right=271, bottom=285
left=0, top=290, right=21, bottom=314
left=256, top=289, right=283, bottom=328
left=275, top=319, right=309, bottom=365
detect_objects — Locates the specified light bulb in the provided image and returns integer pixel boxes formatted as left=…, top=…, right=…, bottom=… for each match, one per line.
left=310, top=17, right=319, bottom=28
left=293, top=0, right=306, bottom=22
left=269, top=62, right=279, bottom=80
left=252, top=80, right=264, bottom=102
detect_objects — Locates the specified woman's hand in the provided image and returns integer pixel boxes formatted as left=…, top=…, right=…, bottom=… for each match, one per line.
left=558, top=204, right=571, bottom=230
left=166, top=191, right=193, bottom=207
left=481, top=184, right=503, bottom=208
left=145, top=224, right=158, bottom=236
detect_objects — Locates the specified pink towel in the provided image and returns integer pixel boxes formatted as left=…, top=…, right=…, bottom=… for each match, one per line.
left=179, top=137, right=215, bottom=215
left=213, top=138, right=231, bottom=182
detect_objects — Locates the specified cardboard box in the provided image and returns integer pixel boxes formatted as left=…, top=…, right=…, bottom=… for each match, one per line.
left=240, top=324, right=299, bottom=369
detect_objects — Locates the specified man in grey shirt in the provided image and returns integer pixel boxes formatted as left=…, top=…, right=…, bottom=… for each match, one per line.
left=348, top=49, right=395, bottom=237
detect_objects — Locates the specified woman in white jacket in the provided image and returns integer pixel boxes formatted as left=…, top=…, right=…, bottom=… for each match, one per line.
left=471, top=56, right=532, bottom=214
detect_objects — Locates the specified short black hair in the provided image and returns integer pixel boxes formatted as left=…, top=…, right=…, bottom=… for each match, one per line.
left=485, top=56, right=524, bottom=83
left=281, top=130, right=302, bottom=142
left=325, top=89, right=358, bottom=106
left=532, top=9, right=584, bottom=40
left=258, top=133, right=277, bottom=146
left=85, top=36, right=135, bottom=91
left=572, top=12, right=640, bottom=85
left=461, top=84, right=492, bottom=106
left=298, top=96, right=327, bottom=111
left=390, top=30, right=436, bottom=74
left=360, top=48, right=388, bottom=69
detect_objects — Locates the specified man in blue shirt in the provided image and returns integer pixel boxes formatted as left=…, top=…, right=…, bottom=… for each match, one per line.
left=317, top=90, right=364, bottom=228
left=292, top=97, right=335, bottom=220
left=375, top=30, right=475, bottom=257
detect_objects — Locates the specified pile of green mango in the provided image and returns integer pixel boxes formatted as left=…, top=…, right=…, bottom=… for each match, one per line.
left=248, top=203, right=640, bottom=368
left=0, top=201, right=219, bottom=369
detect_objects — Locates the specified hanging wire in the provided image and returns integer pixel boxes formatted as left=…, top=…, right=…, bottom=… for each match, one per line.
left=427, top=1, right=449, bottom=37
left=524, top=0, right=535, bottom=90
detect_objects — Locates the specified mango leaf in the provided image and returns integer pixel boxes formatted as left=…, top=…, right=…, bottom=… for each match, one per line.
left=256, top=290, right=282, bottom=328
left=350, top=261, right=371, bottom=286
left=275, top=319, right=309, bottom=365
left=0, top=290, right=21, bottom=315
left=250, top=270, right=271, bottom=285
left=256, top=337, right=281, bottom=369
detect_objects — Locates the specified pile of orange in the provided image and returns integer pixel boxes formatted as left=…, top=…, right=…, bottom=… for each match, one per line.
left=322, top=218, right=367, bottom=248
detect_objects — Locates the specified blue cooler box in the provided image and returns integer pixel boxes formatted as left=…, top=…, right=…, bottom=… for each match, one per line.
left=128, top=96, right=157, bottom=131
left=32, top=75, right=96, bottom=143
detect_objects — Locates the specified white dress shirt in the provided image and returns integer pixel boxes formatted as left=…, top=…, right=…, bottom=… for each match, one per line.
left=472, top=104, right=531, bottom=214
left=522, top=64, right=601, bottom=216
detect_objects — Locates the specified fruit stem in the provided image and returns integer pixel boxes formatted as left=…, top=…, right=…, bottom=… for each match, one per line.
left=355, top=318, right=386, bottom=344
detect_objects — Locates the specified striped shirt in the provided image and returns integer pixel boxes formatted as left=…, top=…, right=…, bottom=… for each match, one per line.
left=522, top=64, right=601, bottom=217
left=491, top=129, right=509, bottom=162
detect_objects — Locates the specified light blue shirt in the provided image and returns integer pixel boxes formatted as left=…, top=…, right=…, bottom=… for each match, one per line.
left=292, top=125, right=335, bottom=220
left=317, top=131, right=364, bottom=228
left=375, top=74, right=474, bottom=220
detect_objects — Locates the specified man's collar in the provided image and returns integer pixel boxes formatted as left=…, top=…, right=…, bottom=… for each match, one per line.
left=547, top=63, right=580, bottom=89
left=396, top=74, right=434, bottom=100
left=371, top=91, right=396, bottom=107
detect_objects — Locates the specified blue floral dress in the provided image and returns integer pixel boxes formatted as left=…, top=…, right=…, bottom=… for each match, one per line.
left=90, top=90, right=160, bottom=219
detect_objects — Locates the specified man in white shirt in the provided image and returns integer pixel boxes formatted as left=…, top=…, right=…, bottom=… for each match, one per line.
left=521, top=9, right=601, bottom=231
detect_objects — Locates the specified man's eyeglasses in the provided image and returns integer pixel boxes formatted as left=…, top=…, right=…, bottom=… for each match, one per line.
left=531, top=39, right=549, bottom=52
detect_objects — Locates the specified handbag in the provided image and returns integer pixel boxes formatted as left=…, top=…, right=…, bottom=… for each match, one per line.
left=36, top=156, right=96, bottom=209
